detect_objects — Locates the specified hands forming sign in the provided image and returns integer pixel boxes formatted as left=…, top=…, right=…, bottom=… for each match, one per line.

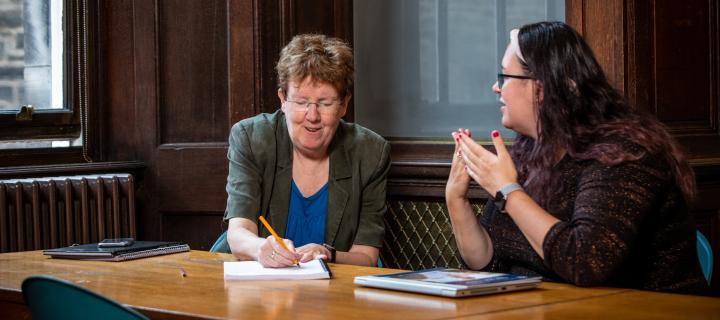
left=449, top=129, right=518, bottom=197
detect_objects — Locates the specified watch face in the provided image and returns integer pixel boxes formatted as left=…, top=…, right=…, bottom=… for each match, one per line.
left=493, top=191, right=507, bottom=212
left=494, top=199, right=507, bottom=212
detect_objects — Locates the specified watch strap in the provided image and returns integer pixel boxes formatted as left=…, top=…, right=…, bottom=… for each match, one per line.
left=494, top=182, right=523, bottom=213
left=322, top=243, right=336, bottom=263
left=498, top=182, right=523, bottom=198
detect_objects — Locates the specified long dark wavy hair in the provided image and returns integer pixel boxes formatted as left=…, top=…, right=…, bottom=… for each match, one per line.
left=511, top=21, right=695, bottom=206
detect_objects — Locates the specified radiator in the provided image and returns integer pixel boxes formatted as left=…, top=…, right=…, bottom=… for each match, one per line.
left=0, top=174, right=137, bottom=253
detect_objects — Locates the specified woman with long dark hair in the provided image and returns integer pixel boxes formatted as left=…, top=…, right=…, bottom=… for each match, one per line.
left=446, top=21, right=708, bottom=294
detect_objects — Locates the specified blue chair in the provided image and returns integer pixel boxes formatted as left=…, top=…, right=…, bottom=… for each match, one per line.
left=210, top=230, right=229, bottom=253
left=697, top=230, right=713, bottom=283
left=22, top=275, right=149, bottom=320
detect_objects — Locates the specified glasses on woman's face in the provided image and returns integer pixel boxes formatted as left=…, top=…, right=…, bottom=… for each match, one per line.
left=497, top=73, right=534, bottom=89
left=285, top=99, right=341, bottom=115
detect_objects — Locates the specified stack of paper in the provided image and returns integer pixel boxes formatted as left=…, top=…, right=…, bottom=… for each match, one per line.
left=223, top=259, right=331, bottom=280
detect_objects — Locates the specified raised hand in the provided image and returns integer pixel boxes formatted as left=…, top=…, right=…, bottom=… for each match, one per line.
left=446, top=128, right=473, bottom=202
left=456, top=130, right=518, bottom=195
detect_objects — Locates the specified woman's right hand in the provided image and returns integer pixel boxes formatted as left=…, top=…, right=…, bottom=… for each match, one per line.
left=257, top=235, right=301, bottom=268
left=445, top=129, right=495, bottom=269
left=446, top=129, right=472, bottom=203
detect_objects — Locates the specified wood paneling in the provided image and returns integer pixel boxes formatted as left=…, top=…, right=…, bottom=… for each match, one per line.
left=158, top=0, right=228, bottom=144
left=228, top=0, right=258, bottom=125
left=91, top=0, right=720, bottom=292
left=156, top=144, right=227, bottom=212
left=100, top=0, right=136, bottom=161
left=99, top=0, right=352, bottom=248
left=578, top=0, right=626, bottom=92
left=654, top=1, right=716, bottom=129
left=162, top=213, right=224, bottom=251
left=255, top=0, right=354, bottom=118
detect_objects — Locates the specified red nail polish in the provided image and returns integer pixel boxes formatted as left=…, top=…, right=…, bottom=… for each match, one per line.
left=492, top=130, right=499, bottom=138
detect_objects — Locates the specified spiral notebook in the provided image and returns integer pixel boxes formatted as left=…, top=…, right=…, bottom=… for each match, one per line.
left=43, top=241, right=190, bottom=261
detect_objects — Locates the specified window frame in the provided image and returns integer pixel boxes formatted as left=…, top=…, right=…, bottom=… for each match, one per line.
left=0, top=0, right=91, bottom=144
left=373, top=1, right=585, bottom=199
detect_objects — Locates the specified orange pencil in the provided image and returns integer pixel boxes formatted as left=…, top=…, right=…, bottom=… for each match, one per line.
left=258, top=216, right=300, bottom=267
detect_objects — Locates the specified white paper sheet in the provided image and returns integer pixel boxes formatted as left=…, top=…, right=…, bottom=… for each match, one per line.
left=223, top=259, right=330, bottom=280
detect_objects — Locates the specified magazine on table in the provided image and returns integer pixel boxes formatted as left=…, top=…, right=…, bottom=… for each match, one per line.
left=354, top=268, right=541, bottom=298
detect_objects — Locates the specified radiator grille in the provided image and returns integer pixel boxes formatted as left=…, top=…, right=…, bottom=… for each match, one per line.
left=0, top=174, right=136, bottom=253
left=380, top=199, right=484, bottom=270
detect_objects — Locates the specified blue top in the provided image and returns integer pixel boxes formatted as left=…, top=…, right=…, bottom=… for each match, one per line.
left=285, top=180, right=328, bottom=248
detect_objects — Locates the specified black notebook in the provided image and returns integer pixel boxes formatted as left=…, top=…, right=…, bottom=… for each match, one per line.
left=43, top=241, right=190, bottom=261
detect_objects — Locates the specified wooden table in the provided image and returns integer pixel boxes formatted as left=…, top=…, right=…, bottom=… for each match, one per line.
left=0, top=250, right=717, bottom=319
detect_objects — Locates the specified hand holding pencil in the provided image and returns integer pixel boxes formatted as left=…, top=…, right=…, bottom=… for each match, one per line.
left=258, top=216, right=301, bottom=268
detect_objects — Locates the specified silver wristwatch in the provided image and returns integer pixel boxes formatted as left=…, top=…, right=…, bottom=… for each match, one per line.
left=493, top=182, right=523, bottom=212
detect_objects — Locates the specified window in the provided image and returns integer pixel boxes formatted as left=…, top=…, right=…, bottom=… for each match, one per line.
left=354, top=0, right=564, bottom=140
left=0, top=0, right=91, bottom=150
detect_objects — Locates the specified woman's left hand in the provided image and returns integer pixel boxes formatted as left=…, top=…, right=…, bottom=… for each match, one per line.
left=457, top=130, right=518, bottom=195
left=295, top=243, right=330, bottom=263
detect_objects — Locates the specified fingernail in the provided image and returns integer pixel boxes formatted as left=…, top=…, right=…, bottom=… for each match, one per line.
left=492, top=130, right=499, bottom=138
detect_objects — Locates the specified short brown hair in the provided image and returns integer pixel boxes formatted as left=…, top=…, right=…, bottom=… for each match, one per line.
left=276, top=34, right=354, bottom=99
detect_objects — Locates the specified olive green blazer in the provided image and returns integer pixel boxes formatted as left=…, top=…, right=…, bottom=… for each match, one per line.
left=218, top=110, right=390, bottom=253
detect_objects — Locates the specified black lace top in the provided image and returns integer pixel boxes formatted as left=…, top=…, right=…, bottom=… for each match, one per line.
left=478, top=151, right=709, bottom=294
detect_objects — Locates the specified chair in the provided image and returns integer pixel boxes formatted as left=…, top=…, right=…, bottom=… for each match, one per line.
left=697, top=230, right=713, bottom=283
left=22, top=275, right=149, bottom=320
left=210, top=230, right=230, bottom=253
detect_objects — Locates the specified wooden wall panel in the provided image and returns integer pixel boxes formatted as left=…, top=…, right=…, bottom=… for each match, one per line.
left=156, top=145, right=228, bottom=212
left=288, top=0, right=334, bottom=36
left=577, top=0, right=626, bottom=92
left=100, top=0, right=137, bottom=161
left=228, top=0, right=258, bottom=125
left=97, top=0, right=274, bottom=248
left=654, top=1, right=714, bottom=128
left=152, top=1, right=230, bottom=244
left=130, top=0, right=162, bottom=242
left=162, top=213, right=225, bottom=251
left=99, top=0, right=238, bottom=247
left=158, top=0, right=229, bottom=144
left=256, top=0, right=354, bottom=118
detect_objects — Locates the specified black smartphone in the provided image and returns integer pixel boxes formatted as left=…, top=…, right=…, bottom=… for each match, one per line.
left=98, top=238, right=135, bottom=248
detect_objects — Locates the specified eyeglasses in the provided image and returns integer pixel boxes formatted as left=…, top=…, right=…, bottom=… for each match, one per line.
left=497, top=73, right=534, bottom=89
left=285, top=99, right=341, bottom=115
